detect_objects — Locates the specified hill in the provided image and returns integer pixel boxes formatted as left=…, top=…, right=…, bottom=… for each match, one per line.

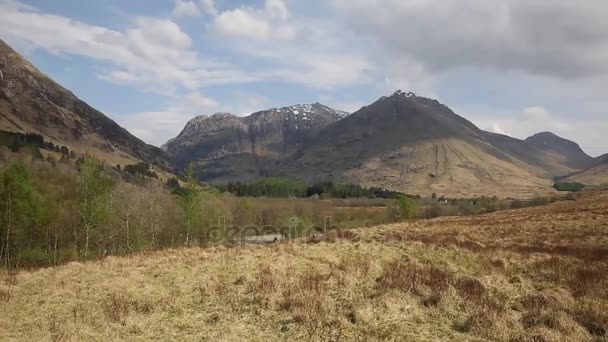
left=163, top=103, right=347, bottom=183
left=482, top=131, right=593, bottom=178
left=0, top=39, right=171, bottom=170
left=524, top=132, right=594, bottom=171
left=2, top=190, right=607, bottom=341
left=565, top=154, right=608, bottom=186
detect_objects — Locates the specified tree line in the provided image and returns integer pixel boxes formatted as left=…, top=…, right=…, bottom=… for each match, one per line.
left=0, top=156, right=206, bottom=268
left=0, top=151, right=419, bottom=269
left=216, top=178, right=413, bottom=199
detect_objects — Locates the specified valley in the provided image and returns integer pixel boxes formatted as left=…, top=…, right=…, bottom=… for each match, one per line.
left=1, top=190, right=607, bottom=341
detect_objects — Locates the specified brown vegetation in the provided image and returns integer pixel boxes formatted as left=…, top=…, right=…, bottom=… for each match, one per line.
left=1, top=190, right=607, bottom=341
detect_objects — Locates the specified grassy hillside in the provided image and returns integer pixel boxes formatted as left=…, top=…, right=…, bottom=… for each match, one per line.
left=1, top=191, right=607, bottom=341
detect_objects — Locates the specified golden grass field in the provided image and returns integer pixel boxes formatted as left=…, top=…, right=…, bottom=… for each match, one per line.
left=1, top=191, right=607, bottom=341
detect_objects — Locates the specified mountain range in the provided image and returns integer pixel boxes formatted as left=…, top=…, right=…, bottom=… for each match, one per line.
left=1, top=38, right=606, bottom=197
left=165, top=90, right=606, bottom=197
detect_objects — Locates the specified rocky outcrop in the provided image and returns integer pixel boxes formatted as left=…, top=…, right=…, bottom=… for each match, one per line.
left=163, top=103, right=348, bottom=182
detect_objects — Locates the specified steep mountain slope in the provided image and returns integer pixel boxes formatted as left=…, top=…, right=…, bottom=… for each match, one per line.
left=163, top=103, right=347, bottom=182
left=481, top=131, right=593, bottom=178
left=279, top=90, right=556, bottom=197
left=525, top=132, right=594, bottom=170
left=0, top=39, right=170, bottom=169
left=565, top=154, right=608, bottom=186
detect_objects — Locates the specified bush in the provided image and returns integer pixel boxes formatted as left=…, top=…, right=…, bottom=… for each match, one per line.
left=388, top=195, right=419, bottom=221
left=553, top=182, right=585, bottom=192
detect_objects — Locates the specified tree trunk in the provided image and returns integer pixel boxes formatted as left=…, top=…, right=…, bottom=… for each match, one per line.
left=126, top=215, right=130, bottom=250
left=84, top=223, right=90, bottom=259
left=186, top=227, right=190, bottom=247
left=53, top=234, right=58, bottom=266
left=186, top=219, right=191, bottom=247
left=5, top=191, right=12, bottom=268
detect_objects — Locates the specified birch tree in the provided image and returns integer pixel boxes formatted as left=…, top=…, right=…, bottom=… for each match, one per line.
left=77, top=158, right=110, bottom=258
left=179, top=163, right=202, bottom=247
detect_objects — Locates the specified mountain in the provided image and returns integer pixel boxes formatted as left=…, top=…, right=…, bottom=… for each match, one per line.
left=163, top=103, right=348, bottom=182
left=525, top=132, right=594, bottom=170
left=277, top=90, right=557, bottom=197
left=564, top=153, right=608, bottom=186
left=0, top=39, right=171, bottom=169
left=481, top=131, right=593, bottom=178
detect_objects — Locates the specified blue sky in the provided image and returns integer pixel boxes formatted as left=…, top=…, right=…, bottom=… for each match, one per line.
left=1, top=0, right=607, bottom=156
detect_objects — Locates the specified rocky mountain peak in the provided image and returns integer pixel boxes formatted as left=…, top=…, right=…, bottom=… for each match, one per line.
left=178, top=112, right=242, bottom=138
left=256, top=103, right=348, bottom=121
left=392, top=89, right=417, bottom=98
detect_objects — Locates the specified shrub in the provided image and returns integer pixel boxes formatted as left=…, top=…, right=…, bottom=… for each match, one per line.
left=553, top=182, right=585, bottom=192
left=388, top=195, right=419, bottom=221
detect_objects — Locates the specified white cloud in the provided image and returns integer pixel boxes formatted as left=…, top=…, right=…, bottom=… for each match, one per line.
left=266, top=54, right=372, bottom=89
left=118, top=92, right=219, bottom=146
left=330, top=0, right=608, bottom=79
left=473, top=106, right=567, bottom=139
left=209, top=0, right=295, bottom=41
left=223, top=92, right=273, bottom=116
left=0, top=2, right=253, bottom=93
left=119, top=91, right=277, bottom=146
left=486, top=123, right=510, bottom=136
left=207, top=2, right=373, bottom=89
left=173, top=0, right=200, bottom=17
left=200, top=0, right=218, bottom=16
left=521, top=106, right=551, bottom=121
left=183, top=92, right=219, bottom=109
left=470, top=106, right=608, bottom=156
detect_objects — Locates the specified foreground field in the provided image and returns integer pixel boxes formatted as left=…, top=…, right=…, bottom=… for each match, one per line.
left=1, top=192, right=607, bottom=341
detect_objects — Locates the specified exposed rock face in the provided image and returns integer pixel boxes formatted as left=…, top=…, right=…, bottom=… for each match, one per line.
left=163, top=103, right=348, bottom=182
left=0, top=39, right=171, bottom=169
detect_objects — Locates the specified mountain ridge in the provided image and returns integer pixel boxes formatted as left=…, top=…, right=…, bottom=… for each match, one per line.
left=163, top=102, right=348, bottom=182
left=0, top=38, right=171, bottom=170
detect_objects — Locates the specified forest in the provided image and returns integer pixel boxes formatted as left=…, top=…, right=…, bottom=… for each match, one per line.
left=0, top=146, right=563, bottom=269
left=216, top=178, right=412, bottom=199
left=0, top=145, right=426, bottom=268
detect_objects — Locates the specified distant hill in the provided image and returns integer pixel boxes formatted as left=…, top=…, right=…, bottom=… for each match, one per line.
left=0, top=39, right=171, bottom=170
left=525, top=132, right=595, bottom=171
left=564, top=153, right=608, bottom=186
left=482, top=131, right=594, bottom=178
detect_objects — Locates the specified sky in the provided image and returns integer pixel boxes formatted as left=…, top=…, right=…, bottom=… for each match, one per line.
left=0, top=0, right=607, bottom=156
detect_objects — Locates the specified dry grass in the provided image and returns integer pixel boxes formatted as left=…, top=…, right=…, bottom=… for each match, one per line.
left=1, top=190, right=607, bottom=341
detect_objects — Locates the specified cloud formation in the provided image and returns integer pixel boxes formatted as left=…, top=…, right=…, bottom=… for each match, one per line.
left=0, top=2, right=253, bottom=93
left=331, top=0, right=608, bottom=79
left=173, top=0, right=200, bottom=17
left=209, top=0, right=295, bottom=41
